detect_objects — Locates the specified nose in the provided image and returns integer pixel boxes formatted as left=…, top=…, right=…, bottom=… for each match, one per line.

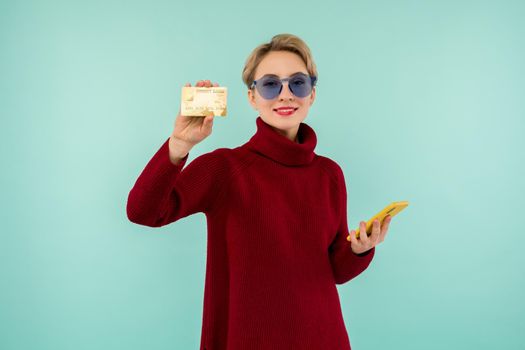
left=278, top=81, right=294, bottom=100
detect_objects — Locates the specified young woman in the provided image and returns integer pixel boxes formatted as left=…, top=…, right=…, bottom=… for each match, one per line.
left=127, top=33, right=392, bottom=350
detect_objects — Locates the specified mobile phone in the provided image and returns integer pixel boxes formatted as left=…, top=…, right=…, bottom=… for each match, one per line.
left=347, top=201, right=409, bottom=241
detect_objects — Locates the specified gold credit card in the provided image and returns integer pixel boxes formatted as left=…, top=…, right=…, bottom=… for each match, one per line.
left=180, top=86, right=227, bottom=117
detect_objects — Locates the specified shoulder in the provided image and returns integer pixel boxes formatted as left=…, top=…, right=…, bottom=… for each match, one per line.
left=187, top=147, right=233, bottom=170
left=314, top=154, right=346, bottom=187
left=187, top=146, right=254, bottom=175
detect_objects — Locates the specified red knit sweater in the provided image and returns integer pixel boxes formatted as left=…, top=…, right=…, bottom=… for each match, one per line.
left=127, top=116, right=375, bottom=350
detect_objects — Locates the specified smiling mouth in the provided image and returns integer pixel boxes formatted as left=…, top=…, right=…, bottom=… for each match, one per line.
left=273, top=108, right=298, bottom=117
left=273, top=108, right=298, bottom=112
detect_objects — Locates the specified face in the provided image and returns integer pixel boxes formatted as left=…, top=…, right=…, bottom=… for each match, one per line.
left=248, top=50, right=316, bottom=142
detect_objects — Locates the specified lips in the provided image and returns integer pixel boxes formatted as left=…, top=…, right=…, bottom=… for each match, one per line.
left=273, top=107, right=298, bottom=112
left=273, top=107, right=298, bottom=116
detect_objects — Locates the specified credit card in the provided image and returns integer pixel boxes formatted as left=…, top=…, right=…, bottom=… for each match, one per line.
left=180, top=86, right=227, bottom=117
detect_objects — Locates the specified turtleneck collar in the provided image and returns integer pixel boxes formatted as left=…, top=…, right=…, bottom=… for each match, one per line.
left=244, top=116, right=317, bottom=166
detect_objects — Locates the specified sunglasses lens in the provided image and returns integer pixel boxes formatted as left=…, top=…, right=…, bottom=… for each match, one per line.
left=289, top=74, right=312, bottom=98
left=257, top=77, right=282, bottom=99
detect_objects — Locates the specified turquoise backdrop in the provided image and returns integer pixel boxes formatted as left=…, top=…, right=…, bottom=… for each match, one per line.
left=1, top=0, right=523, bottom=349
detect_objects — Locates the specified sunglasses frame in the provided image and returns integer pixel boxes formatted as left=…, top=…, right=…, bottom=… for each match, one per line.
left=250, top=73, right=317, bottom=100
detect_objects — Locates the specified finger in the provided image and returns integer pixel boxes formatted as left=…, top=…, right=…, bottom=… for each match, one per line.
left=348, top=229, right=360, bottom=250
left=380, top=215, right=392, bottom=242
left=370, top=218, right=381, bottom=245
left=359, top=221, right=369, bottom=243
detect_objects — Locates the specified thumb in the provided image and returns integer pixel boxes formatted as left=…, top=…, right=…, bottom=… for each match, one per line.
left=204, top=115, right=214, bottom=125
left=202, top=115, right=214, bottom=130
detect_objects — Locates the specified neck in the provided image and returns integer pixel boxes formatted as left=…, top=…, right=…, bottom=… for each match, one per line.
left=269, top=124, right=300, bottom=143
left=243, top=116, right=317, bottom=166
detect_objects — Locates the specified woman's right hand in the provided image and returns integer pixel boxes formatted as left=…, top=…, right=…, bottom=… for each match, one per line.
left=169, top=80, right=219, bottom=163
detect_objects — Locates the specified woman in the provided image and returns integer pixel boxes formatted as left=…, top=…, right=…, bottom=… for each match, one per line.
left=127, top=33, right=392, bottom=350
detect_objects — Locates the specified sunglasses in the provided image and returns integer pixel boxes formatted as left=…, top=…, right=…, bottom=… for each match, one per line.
left=250, top=72, right=317, bottom=100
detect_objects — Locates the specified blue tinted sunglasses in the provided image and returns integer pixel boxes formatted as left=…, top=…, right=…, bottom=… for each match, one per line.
left=250, top=72, right=317, bottom=100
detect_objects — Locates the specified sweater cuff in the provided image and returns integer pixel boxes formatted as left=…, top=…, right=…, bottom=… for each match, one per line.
left=161, top=137, right=189, bottom=171
left=353, top=247, right=374, bottom=257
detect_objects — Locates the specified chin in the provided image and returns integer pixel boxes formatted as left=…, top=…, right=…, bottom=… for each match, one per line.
left=263, top=115, right=297, bottom=128
left=264, top=111, right=307, bottom=125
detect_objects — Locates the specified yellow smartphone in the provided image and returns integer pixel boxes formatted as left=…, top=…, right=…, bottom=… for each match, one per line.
left=347, top=201, right=409, bottom=241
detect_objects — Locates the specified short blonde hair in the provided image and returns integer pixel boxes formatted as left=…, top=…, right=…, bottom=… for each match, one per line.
left=242, top=33, right=318, bottom=90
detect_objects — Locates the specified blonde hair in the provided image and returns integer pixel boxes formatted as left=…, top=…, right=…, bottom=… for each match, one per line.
left=242, top=33, right=318, bottom=90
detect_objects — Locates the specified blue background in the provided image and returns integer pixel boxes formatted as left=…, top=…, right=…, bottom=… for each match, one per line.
left=1, top=0, right=523, bottom=349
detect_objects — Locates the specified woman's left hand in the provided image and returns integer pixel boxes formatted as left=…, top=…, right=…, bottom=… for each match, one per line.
left=349, top=215, right=392, bottom=255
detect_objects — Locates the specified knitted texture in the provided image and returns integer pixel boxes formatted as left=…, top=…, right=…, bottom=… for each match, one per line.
left=127, top=116, right=375, bottom=350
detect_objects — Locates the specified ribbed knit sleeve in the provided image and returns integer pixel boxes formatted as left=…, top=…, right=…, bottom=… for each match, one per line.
left=126, top=137, right=228, bottom=227
left=328, top=163, right=375, bottom=285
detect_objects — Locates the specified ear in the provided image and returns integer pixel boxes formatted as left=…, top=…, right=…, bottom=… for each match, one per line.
left=247, top=88, right=258, bottom=110
left=309, top=86, right=316, bottom=107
